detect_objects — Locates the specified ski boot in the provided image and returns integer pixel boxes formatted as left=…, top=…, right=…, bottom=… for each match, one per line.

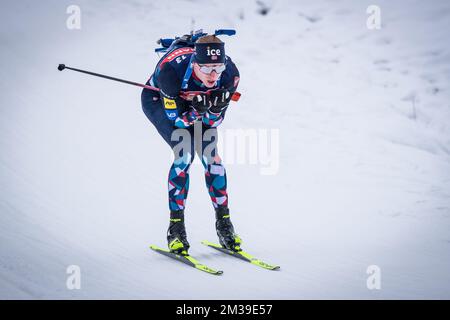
left=215, top=207, right=242, bottom=251
left=167, top=209, right=190, bottom=255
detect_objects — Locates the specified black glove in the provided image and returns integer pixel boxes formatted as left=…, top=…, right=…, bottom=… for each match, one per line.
left=208, top=89, right=231, bottom=113
left=192, top=93, right=210, bottom=114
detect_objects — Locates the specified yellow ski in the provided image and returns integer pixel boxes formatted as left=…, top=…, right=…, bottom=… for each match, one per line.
left=201, top=240, right=280, bottom=271
left=150, top=245, right=223, bottom=275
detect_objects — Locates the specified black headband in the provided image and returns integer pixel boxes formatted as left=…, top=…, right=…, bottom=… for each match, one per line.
left=194, top=42, right=226, bottom=64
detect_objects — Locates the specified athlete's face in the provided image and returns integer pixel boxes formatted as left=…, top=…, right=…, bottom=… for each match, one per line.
left=193, top=62, right=223, bottom=88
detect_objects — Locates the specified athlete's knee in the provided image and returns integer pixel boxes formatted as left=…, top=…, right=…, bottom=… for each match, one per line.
left=201, top=153, right=224, bottom=168
left=173, top=151, right=194, bottom=171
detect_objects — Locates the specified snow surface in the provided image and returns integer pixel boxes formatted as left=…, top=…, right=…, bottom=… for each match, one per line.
left=1, top=0, right=450, bottom=299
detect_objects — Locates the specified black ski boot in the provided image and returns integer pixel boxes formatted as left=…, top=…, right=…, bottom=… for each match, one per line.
left=167, top=210, right=190, bottom=255
left=215, top=207, right=242, bottom=251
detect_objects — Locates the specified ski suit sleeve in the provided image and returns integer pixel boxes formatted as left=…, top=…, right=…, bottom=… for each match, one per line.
left=158, top=63, right=200, bottom=128
left=202, top=110, right=226, bottom=128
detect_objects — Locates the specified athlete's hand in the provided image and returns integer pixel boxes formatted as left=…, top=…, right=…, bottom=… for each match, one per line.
left=208, top=89, right=231, bottom=114
left=192, top=93, right=210, bottom=114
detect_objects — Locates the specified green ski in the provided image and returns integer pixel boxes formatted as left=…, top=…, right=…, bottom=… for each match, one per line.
left=150, top=245, right=223, bottom=275
left=201, top=240, right=280, bottom=271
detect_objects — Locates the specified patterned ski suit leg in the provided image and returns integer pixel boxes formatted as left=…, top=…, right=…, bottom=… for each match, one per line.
left=195, top=123, right=228, bottom=210
left=202, top=155, right=228, bottom=209
left=168, top=152, right=193, bottom=211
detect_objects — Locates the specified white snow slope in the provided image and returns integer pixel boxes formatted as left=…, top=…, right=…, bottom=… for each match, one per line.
left=1, top=0, right=450, bottom=299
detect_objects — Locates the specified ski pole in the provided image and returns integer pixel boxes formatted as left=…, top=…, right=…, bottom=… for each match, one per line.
left=57, top=64, right=241, bottom=101
left=57, top=64, right=159, bottom=91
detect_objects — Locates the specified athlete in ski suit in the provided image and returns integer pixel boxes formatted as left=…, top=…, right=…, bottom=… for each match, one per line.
left=141, top=35, right=241, bottom=254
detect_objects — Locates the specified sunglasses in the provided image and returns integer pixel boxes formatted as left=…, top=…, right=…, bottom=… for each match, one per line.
left=197, top=64, right=226, bottom=74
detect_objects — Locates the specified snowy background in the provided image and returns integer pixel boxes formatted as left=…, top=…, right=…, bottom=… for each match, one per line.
left=1, top=0, right=450, bottom=299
